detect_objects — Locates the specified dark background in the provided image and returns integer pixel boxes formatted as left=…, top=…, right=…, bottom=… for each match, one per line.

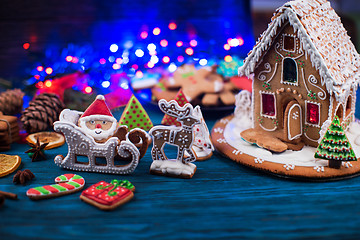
left=0, top=0, right=254, bottom=83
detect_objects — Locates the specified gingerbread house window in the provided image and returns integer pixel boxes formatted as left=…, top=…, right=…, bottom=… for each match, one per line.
left=305, top=101, right=320, bottom=126
left=283, top=58, right=297, bottom=84
left=261, top=92, right=275, bottom=117
left=283, top=35, right=295, bottom=52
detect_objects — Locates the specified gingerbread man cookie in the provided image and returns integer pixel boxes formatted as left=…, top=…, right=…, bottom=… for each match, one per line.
left=165, top=64, right=224, bottom=102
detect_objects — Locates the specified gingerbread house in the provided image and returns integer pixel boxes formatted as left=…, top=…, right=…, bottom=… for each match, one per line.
left=239, top=0, right=360, bottom=151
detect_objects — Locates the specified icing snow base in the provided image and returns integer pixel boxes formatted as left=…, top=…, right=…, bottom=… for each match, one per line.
left=150, top=160, right=196, bottom=176
left=224, top=117, right=360, bottom=167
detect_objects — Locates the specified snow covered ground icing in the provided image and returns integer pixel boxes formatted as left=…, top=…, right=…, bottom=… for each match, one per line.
left=223, top=117, right=360, bottom=167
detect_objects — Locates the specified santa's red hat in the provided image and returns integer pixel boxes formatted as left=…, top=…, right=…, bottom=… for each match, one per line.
left=79, top=95, right=116, bottom=123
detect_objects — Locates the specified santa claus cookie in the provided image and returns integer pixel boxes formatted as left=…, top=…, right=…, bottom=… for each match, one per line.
left=77, top=95, right=118, bottom=143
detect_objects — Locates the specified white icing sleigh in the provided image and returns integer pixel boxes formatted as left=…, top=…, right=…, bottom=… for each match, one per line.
left=53, top=109, right=139, bottom=174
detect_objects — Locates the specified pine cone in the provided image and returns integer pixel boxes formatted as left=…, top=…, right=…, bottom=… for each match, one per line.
left=21, top=93, right=65, bottom=133
left=0, top=89, right=25, bottom=115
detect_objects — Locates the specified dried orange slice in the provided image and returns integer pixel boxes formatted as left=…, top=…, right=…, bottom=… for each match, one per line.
left=0, top=154, right=21, bottom=177
left=26, top=132, right=65, bottom=150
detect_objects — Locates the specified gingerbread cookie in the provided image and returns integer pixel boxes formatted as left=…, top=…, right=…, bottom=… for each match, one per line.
left=149, top=99, right=200, bottom=178
left=190, top=106, right=214, bottom=161
left=27, top=174, right=85, bottom=200
left=54, top=96, right=140, bottom=175
left=238, top=0, right=360, bottom=153
left=161, top=89, right=190, bottom=127
left=119, top=95, right=153, bottom=132
left=0, top=112, right=20, bottom=151
left=80, top=179, right=134, bottom=211
left=114, top=125, right=151, bottom=160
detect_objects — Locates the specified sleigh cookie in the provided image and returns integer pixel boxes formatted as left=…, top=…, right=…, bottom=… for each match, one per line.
left=53, top=95, right=140, bottom=175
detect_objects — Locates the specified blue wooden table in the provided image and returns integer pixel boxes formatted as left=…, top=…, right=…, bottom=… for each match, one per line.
left=1, top=105, right=360, bottom=239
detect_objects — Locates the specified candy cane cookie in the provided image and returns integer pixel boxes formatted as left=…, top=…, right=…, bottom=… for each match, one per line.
left=26, top=174, right=85, bottom=200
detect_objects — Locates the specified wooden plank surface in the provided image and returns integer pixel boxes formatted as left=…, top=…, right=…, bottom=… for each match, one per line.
left=1, top=106, right=360, bottom=239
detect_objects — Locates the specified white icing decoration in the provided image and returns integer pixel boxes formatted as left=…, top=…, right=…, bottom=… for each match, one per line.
left=239, top=1, right=360, bottom=103
left=318, top=119, right=332, bottom=143
left=283, top=164, right=295, bottom=170
left=213, top=128, right=224, bottom=133
left=342, top=161, right=353, bottom=168
left=314, top=166, right=325, bottom=172
left=254, top=157, right=264, bottom=164
left=282, top=33, right=296, bottom=53
left=150, top=160, right=196, bottom=177
left=307, top=75, right=326, bottom=100
left=259, top=122, right=277, bottom=132
left=257, top=63, right=272, bottom=81
left=232, top=149, right=243, bottom=155
left=149, top=100, right=199, bottom=174
left=287, top=103, right=302, bottom=140
left=223, top=116, right=360, bottom=167
left=304, top=132, right=319, bottom=143
left=234, top=90, right=253, bottom=129
left=190, top=106, right=214, bottom=159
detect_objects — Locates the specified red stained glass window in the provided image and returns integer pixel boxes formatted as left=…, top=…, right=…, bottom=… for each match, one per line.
left=261, top=93, right=275, bottom=116
left=307, top=102, right=319, bottom=124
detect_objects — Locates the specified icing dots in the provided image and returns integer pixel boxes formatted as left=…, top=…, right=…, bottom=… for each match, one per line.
left=161, top=89, right=190, bottom=127
left=119, top=95, right=153, bottom=131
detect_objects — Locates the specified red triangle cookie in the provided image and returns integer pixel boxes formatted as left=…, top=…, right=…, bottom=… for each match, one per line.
left=161, top=89, right=190, bottom=127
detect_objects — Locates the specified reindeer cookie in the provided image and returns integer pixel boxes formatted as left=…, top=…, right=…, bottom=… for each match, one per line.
left=149, top=99, right=200, bottom=179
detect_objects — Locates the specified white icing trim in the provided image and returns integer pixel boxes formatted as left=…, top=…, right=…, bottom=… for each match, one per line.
left=334, top=102, right=345, bottom=119
left=150, top=160, right=196, bottom=177
left=239, top=6, right=360, bottom=102
left=257, top=63, right=272, bottom=81
left=259, top=90, right=276, bottom=119
left=287, top=103, right=302, bottom=140
left=251, top=76, right=255, bottom=129
left=307, top=75, right=327, bottom=100
left=305, top=100, right=321, bottom=127
left=266, top=63, right=278, bottom=84
left=304, top=131, right=320, bottom=143
left=281, top=57, right=298, bottom=86
left=257, top=62, right=278, bottom=84
left=259, top=122, right=277, bottom=132
left=282, top=33, right=296, bottom=53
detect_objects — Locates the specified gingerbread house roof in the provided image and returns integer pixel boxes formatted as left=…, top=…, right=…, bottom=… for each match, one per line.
left=239, top=0, right=360, bottom=102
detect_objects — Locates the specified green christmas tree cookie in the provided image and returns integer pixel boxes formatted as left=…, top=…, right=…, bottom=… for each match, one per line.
left=314, top=116, right=357, bottom=169
left=119, top=95, right=153, bottom=131
left=161, top=89, right=189, bottom=127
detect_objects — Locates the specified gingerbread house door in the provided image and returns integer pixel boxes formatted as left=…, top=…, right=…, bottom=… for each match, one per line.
left=284, top=100, right=302, bottom=141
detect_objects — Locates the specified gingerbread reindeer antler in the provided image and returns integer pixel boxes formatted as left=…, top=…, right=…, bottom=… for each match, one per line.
left=158, top=99, right=192, bottom=120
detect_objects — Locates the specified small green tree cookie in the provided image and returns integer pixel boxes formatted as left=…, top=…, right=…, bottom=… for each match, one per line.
left=314, top=116, right=357, bottom=169
left=119, top=95, right=153, bottom=131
